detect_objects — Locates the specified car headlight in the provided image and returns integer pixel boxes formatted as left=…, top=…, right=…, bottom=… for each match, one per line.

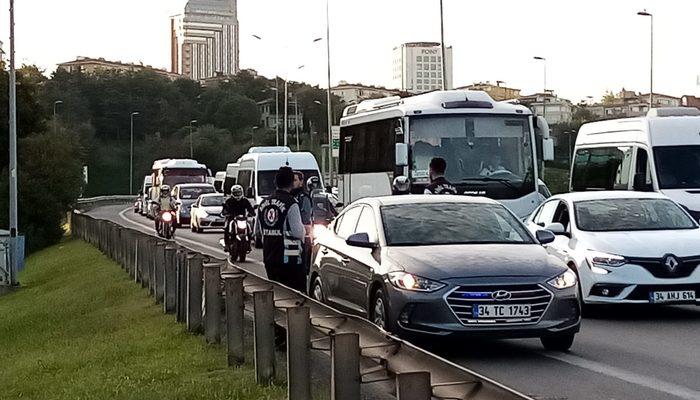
left=387, top=272, right=445, bottom=292
left=586, top=250, right=627, bottom=270
left=547, top=270, right=577, bottom=290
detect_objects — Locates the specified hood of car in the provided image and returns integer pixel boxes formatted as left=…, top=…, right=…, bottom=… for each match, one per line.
left=577, top=229, right=700, bottom=258
left=385, top=244, right=565, bottom=281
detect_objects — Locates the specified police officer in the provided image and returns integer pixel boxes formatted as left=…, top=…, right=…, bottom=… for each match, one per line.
left=291, top=171, right=313, bottom=275
left=424, top=157, right=458, bottom=195
left=258, top=167, right=306, bottom=291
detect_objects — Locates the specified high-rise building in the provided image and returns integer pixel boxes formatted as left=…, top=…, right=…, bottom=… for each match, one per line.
left=392, top=42, right=453, bottom=93
left=171, top=0, right=239, bottom=81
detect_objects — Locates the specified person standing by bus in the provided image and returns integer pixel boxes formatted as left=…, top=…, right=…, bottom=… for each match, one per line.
left=258, top=167, right=307, bottom=291
left=425, top=157, right=458, bottom=195
left=291, top=171, right=313, bottom=276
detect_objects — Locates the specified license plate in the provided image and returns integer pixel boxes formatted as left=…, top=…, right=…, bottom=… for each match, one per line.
left=649, top=290, right=696, bottom=304
left=474, top=304, right=531, bottom=318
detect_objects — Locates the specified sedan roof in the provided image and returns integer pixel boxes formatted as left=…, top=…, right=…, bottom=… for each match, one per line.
left=552, top=191, right=669, bottom=202
left=357, top=194, right=501, bottom=207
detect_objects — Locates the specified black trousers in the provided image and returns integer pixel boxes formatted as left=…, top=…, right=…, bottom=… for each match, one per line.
left=265, top=262, right=307, bottom=293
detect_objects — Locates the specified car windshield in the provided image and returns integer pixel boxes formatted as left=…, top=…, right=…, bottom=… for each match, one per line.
left=381, top=203, right=534, bottom=246
left=257, top=169, right=321, bottom=197
left=180, top=187, right=215, bottom=200
left=653, top=145, right=700, bottom=189
left=574, top=198, right=697, bottom=232
left=410, top=115, right=535, bottom=198
left=200, top=196, right=224, bottom=207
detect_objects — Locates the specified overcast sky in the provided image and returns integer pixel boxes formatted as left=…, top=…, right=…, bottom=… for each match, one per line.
left=1, top=0, right=699, bottom=102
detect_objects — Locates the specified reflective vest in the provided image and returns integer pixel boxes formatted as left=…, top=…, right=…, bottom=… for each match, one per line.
left=259, top=190, right=302, bottom=267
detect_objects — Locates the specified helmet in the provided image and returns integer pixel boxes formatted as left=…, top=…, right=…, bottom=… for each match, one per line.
left=393, top=176, right=410, bottom=194
left=306, top=176, right=321, bottom=193
left=160, top=185, right=171, bottom=197
left=231, top=184, right=244, bottom=200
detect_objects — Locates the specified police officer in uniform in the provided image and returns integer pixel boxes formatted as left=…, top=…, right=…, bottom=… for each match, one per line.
left=257, top=167, right=306, bottom=291
left=424, top=157, right=458, bottom=195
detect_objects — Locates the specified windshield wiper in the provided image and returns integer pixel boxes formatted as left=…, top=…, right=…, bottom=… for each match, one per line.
left=459, top=177, right=520, bottom=192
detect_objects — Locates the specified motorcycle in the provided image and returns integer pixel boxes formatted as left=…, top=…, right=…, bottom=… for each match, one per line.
left=221, top=215, right=251, bottom=262
left=156, top=209, right=177, bottom=239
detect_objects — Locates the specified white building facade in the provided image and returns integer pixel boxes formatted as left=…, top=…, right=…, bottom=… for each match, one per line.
left=171, top=0, right=240, bottom=81
left=392, top=42, right=453, bottom=93
left=331, top=81, right=401, bottom=105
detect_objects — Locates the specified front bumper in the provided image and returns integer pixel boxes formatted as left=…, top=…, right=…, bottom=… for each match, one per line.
left=199, top=216, right=225, bottom=229
left=386, top=279, right=581, bottom=338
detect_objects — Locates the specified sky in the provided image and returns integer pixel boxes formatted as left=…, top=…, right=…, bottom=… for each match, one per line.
left=1, top=0, right=699, bottom=102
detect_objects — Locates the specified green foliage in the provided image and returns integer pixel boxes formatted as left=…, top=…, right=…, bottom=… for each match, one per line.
left=0, top=240, right=285, bottom=400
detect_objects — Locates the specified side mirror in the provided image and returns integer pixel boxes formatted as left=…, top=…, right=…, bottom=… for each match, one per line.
left=542, top=138, right=555, bottom=161
left=395, top=143, right=408, bottom=167
left=536, top=229, right=556, bottom=245
left=246, top=187, right=255, bottom=198
left=633, top=173, right=653, bottom=192
left=346, top=232, right=378, bottom=249
left=544, top=222, right=566, bottom=235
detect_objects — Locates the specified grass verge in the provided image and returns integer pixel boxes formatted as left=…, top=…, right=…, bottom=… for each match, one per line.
left=0, top=240, right=285, bottom=400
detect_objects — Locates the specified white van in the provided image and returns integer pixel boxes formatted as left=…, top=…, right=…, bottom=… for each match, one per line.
left=235, top=147, right=324, bottom=207
left=223, top=163, right=239, bottom=195
left=571, top=107, right=700, bottom=220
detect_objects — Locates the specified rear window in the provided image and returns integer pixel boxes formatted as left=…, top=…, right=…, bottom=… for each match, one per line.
left=180, top=186, right=215, bottom=199
left=201, top=196, right=224, bottom=207
left=574, top=198, right=697, bottom=232
left=258, top=169, right=320, bottom=197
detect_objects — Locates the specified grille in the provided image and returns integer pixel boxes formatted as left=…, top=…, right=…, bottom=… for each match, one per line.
left=445, top=284, right=552, bottom=326
left=627, top=256, right=700, bottom=279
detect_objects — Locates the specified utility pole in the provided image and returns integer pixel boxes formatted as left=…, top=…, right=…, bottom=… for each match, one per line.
left=325, top=0, right=334, bottom=187
left=130, top=112, right=140, bottom=195
left=439, top=0, right=447, bottom=91
left=294, top=95, right=300, bottom=151
left=53, top=100, right=63, bottom=134
left=8, top=0, right=18, bottom=286
left=275, top=77, right=280, bottom=146
left=637, top=10, right=654, bottom=108
left=189, top=120, right=198, bottom=159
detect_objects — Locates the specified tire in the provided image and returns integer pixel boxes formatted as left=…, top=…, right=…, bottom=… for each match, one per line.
left=540, top=333, right=575, bottom=352
left=310, top=276, right=324, bottom=302
left=370, top=287, right=393, bottom=332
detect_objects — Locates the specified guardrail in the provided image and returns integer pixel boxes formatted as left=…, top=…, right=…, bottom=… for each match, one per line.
left=75, top=195, right=136, bottom=211
left=72, top=210, right=533, bottom=400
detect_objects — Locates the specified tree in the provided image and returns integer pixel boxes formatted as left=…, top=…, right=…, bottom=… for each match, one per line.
left=602, top=91, right=616, bottom=105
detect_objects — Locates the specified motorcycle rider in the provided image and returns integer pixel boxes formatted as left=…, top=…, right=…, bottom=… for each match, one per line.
left=258, top=166, right=306, bottom=291
left=424, top=157, right=458, bottom=195
left=222, top=185, right=255, bottom=252
left=154, top=185, right=177, bottom=232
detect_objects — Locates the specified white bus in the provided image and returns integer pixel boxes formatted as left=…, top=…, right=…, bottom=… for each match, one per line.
left=338, top=90, right=554, bottom=218
left=147, top=159, right=209, bottom=218
left=571, top=107, right=700, bottom=220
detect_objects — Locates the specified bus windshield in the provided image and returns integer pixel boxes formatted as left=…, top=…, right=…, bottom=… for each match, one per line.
left=163, top=168, right=207, bottom=186
left=409, top=115, right=535, bottom=197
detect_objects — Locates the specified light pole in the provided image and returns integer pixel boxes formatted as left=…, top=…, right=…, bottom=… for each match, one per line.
left=53, top=100, right=63, bottom=134
left=294, top=95, right=301, bottom=151
left=252, top=35, right=281, bottom=146
left=130, top=112, right=140, bottom=195
left=533, top=56, right=547, bottom=121
left=285, top=65, right=306, bottom=147
left=189, top=120, right=197, bottom=158
left=324, top=0, right=334, bottom=187
left=439, top=0, right=447, bottom=90
left=637, top=9, right=654, bottom=108
left=8, top=0, right=18, bottom=286
left=251, top=126, right=259, bottom=146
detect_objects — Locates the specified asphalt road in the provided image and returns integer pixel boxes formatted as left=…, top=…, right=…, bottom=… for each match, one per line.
left=90, top=205, right=700, bottom=400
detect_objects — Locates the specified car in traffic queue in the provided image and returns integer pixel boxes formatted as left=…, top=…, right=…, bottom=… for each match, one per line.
left=309, top=195, right=581, bottom=351
left=171, top=183, right=216, bottom=227
left=526, top=191, right=700, bottom=307
left=190, top=193, right=226, bottom=233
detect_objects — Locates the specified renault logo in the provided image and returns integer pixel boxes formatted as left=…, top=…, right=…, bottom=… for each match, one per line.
left=491, top=290, right=512, bottom=301
left=664, top=255, right=680, bottom=272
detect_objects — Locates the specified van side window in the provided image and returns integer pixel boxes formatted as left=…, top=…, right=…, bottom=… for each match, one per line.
left=571, top=147, right=632, bottom=191
left=237, top=170, right=252, bottom=191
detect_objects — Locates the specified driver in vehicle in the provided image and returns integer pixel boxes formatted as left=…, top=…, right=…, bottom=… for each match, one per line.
left=425, top=157, right=458, bottom=195
left=479, top=154, right=510, bottom=176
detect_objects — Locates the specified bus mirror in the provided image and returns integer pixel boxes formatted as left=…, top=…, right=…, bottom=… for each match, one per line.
left=543, top=138, right=555, bottom=161
left=395, top=143, right=408, bottom=167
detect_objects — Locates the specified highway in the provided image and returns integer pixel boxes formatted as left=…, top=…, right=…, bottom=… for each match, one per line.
left=90, top=205, right=700, bottom=400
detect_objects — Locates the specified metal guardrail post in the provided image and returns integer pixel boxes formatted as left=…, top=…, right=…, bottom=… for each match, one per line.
left=287, top=306, right=311, bottom=400
left=331, top=333, right=361, bottom=400
left=253, top=290, right=275, bottom=385
left=396, top=371, right=432, bottom=400
left=142, top=238, right=153, bottom=289
left=203, top=263, right=222, bottom=344
left=164, top=245, right=178, bottom=314
left=224, top=275, right=245, bottom=367
left=175, top=250, right=188, bottom=323
left=186, top=254, right=204, bottom=333
left=154, top=242, right=166, bottom=303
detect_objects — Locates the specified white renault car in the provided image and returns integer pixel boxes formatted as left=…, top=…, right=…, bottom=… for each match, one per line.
left=526, top=191, right=700, bottom=306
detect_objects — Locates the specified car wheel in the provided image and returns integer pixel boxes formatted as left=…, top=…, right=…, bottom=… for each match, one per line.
left=310, top=276, right=324, bottom=302
left=540, top=333, right=575, bottom=352
left=370, top=288, right=393, bottom=332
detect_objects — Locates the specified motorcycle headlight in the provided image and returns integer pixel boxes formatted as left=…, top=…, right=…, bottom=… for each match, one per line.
left=161, top=212, right=173, bottom=222
left=388, top=272, right=445, bottom=292
left=586, top=251, right=627, bottom=270
left=547, top=270, right=577, bottom=290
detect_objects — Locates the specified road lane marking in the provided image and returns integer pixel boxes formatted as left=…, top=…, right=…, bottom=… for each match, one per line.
left=543, top=352, right=700, bottom=400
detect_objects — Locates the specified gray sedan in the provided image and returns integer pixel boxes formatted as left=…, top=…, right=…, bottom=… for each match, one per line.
left=309, top=195, right=581, bottom=351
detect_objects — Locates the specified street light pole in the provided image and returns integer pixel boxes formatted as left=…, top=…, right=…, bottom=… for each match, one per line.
left=251, top=126, right=259, bottom=146
left=637, top=10, right=654, bottom=108
left=275, top=77, right=280, bottom=146
left=533, top=56, right=547, bottom=121
left=284, top=78, right=289, bottom=147
left=130, top=112, right=140, bottom=195
left=53, top=100, right=63, bottom=134
left=294, top=95, right=300, bottom=151
left=189, top=119, right=198, bottom=158
left=325, top=0, right=334, bottom=187
left=439, top=0, right=447, bottom=91
left=8, top=0, right=18, bottom=286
